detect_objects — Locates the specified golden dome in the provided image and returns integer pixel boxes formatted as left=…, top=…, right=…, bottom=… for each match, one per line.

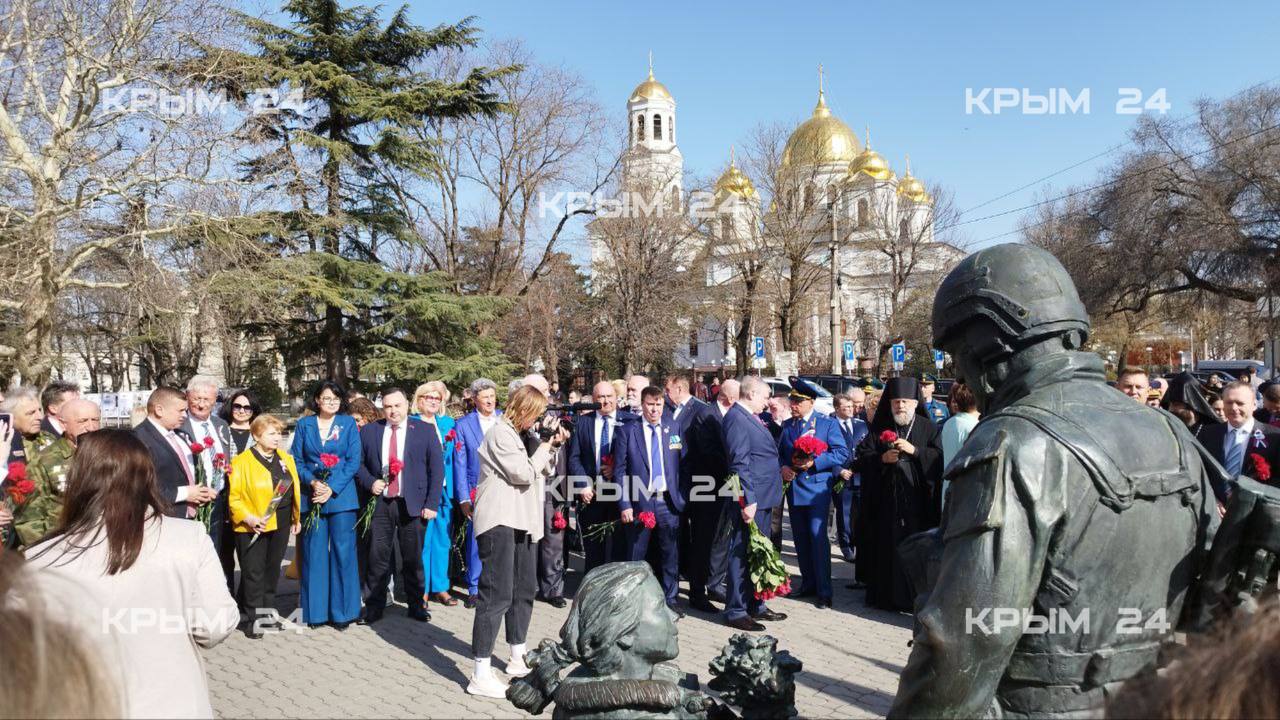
left=897, top=155, right=931, bottom=203
left=715, top=148, right=756, bottom=200
left=630, top=68, right=673, bottom=103
left=781, top=88, right=861, bottom=168
left=848, top=127, right=894, bottom=182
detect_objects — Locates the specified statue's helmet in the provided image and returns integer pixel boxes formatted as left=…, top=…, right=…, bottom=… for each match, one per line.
left=932, top=243, right=1090, bottom=352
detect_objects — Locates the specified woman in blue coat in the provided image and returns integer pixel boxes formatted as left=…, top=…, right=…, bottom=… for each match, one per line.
left=413, top=381, right=458, bottom=606
left=291, top=381, right=363, bottom=628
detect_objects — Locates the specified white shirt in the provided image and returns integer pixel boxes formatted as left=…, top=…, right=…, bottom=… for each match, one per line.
left=380, top=419, right=408, bottom=497
left=150, top=418, right=194, bottom=501
left=188, top=416, right=226, bottom=492
left=478, top=412, right=498, bottom=437
left=671, top=398, right=688, bottom=420
left=718, top=401, right=733, bottom=417
left=1227, top=417, right=1256, bottom=447
left=643, top=421, right=667, bottom=492
left=593, top=412, right=620, bottom=461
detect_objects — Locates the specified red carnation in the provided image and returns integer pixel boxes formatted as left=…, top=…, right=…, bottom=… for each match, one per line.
left=1251, top=453, right=1272, bottom=483
left=388, top=459, right=404, bottom=477
left=444, top=429, right=457, bottom=443
left=7, top=462, right=27, bottom=482
left=203, top=435, right=215, bottom=448
left=214, top=452, right=226, bottom=463
left=638, top=511, right=657, bottom=529
left=189, top=441, right=205, bottom=455
left=14, top=479, right=35, bottom=495
left=319, top=453, right=340, bottom=469
left=879, top=430, right=899, bottom=444
left=469, top=487, right=477, bottom=503
left=793, top=435, right=829, bottom=456
left=552, top=511, right=567, bottom=530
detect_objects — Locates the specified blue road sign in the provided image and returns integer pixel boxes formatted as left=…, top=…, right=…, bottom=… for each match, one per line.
left=933, top=349, right=945, bottom=368
left=843, top=341, right=855, bottom=362
left=754, top=336, right=765, bottom=359
left=891, top=343, right=906, bottom=364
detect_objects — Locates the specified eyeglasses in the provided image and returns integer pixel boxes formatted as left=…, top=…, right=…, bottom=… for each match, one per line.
left=231, top=403, right=253, bottom=411
left=318, top=397, right=341, bottom=404
left=422, top=395, right=442, bottom=401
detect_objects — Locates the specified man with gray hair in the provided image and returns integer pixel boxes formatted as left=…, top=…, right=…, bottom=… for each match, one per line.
left=183, top=375, right=237, bottom=592
left=625, top=374, right=650, bottom=413
left=1, top=386, right=47, bottom=547
left=453, top=377, right=502, bottom=607
left=12, top=398, right=100, bottom=547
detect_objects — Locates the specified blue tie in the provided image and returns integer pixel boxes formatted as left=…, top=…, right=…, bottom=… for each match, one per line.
left=599, top=416, right=612, bottom=465
left=649, top=423, right=665, bottom=492
left=1225, top=429, right=1246, bottom=476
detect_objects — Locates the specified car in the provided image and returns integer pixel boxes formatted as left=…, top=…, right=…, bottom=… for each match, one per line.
left=761, top=376, right=835, bottom=415
left=796, top=374, right=862, bottom=396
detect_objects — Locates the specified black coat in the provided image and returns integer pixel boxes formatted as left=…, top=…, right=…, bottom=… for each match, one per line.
left=1198, top=421, right=1280, bottom=499
left=134, top=419, right=195, bottom=519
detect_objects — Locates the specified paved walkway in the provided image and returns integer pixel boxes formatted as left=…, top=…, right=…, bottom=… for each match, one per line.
left=203, top=537, right=912, bottom=719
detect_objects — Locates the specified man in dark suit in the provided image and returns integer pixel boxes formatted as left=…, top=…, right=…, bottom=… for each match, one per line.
left=665, top=373, right=729, bottom=613
left=566, top=380, right=637, bottom=572
left=39, top=380, right=80, bottom=440
left=134, top=387, right=216, bottom=519
left=614, top=385, right=686, bottom=611
left=720, top=376, right=787, bottom=631
left=1200, top=381, right=1280, bottom=502
left=182, top=376, right=238, bottom=595
left=356, top=386, right=445, bottom=624
left=833, top=392, right=869, bottom=565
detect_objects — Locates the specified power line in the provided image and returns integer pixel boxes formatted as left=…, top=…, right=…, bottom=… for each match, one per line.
left=938, top=118, right=1280, bottom=238
left=953, top=74, right=1280, bottom=221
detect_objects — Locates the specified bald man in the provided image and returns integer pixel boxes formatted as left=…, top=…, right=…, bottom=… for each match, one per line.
left=716, top=379, right=740, bottom=417
left=566, top=380, right=639, bottom=572
left=12, top=398, right=101, bottom=547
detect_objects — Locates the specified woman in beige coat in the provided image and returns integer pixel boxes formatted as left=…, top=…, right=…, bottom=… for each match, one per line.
left=466, top=385, right=568, bottom=699
left=25, top=429, right=239, bottom=719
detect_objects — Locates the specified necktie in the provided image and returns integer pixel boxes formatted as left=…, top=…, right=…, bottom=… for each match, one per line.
left=843, top=419, right=851, bottom=436
left=167, top=431, right=196, bottom=518
left=650, top=423, right=665, bottom=493
left=387, top=423, right=401, bottom=497
left=1225, top=429, right=1246, bottom=476
left=600, top=416, right=612, bottom=465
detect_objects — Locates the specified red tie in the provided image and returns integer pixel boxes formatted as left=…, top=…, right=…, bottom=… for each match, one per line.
left=387, top=423, right=401, bottom=497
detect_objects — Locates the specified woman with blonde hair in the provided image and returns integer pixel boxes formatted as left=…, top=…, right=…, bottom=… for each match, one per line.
left=228, top=414, right=301, bottom=638
left=466, top=385, right=569, bottom=699
left=415, top=380, right=460, bottom=606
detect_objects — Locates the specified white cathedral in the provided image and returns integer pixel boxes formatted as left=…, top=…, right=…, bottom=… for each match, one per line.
left=591, top=64, right=964, bottom=374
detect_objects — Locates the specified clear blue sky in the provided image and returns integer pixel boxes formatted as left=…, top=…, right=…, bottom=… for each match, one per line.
left=396, top=1, right=1278, bottom=248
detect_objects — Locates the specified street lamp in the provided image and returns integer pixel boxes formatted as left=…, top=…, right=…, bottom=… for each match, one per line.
left=1145, top=346, right=1154, bottom=374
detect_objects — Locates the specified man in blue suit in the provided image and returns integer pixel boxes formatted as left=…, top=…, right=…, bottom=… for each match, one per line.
left=355, top=387, right=444, bottom=624
left=832, top=391, right=869, bottom=566
left=452, top=378, right=501, bottom=608
left=566, top=380, right=637, bottom=572
left=778, top=381, right=850, bottom=608
left=614, top=385, right=686, bottom=612
left=720, top=376, right=787, bottom=631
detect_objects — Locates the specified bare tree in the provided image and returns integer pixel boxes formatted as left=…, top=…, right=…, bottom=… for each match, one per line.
left=0, top=0, right=239, bottom=384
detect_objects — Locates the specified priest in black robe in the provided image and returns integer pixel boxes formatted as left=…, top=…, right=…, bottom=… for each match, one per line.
left=852, top=376, right=943, bottom=611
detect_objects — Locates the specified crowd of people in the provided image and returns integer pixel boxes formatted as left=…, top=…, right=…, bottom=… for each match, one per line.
left=1, top=362, right=1277, bottom=716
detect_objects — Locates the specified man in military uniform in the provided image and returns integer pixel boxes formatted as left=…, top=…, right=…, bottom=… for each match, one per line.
left=920, top=375, right=950, bottom=427
left=12, top=398, right=100, bottom=547
left=890, top=244, right=1220, bottom=719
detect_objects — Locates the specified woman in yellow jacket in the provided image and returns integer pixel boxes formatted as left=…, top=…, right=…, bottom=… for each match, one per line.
left=229, top=414, right=301, bottom=639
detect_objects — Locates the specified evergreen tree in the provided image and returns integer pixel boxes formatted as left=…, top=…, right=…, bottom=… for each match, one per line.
left=198, top=0, right=516, bottom=385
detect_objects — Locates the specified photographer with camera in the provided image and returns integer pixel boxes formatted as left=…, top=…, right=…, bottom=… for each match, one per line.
left=466, top=385, right=569, bottom=699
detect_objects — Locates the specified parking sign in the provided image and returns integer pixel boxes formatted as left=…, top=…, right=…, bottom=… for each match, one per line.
left=933, top=349, right=945, bottom=369
left=754, top=336, right=765, bottom=359
left=843, top=341, right=855, bottom=363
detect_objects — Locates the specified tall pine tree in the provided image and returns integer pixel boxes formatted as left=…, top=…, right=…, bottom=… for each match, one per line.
left=199, top=0, right=515, bottom=385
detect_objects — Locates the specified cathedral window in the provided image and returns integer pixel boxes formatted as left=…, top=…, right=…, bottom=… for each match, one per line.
left=899, top=218, right=909, bottom=240
left=637, top=114, right=645, bottom=141
left=668, top=115, right=674, bottom=142
left=689, top=329, right=699, bottom=357
left=653, top=114, right=663, bottom=141
left=858, top=198, right=869, bottom=228
left=720, top=214, right=734, bottom=241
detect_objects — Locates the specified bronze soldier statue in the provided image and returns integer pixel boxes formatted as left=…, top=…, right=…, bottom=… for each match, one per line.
left=891, top=244, right=1221, bottom=719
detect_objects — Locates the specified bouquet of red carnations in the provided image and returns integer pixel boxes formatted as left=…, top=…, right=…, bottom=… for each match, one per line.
left=248, top=477, right=293, bottom=546
left=303, top=453, right=341, bottom=532
left=189, top=437, right=217, bottom=530
left=357, top=458, right=402, bottom=537
left=1, top=462, right=35, bottom=544
left=724, top=474, right=791, bottom=601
